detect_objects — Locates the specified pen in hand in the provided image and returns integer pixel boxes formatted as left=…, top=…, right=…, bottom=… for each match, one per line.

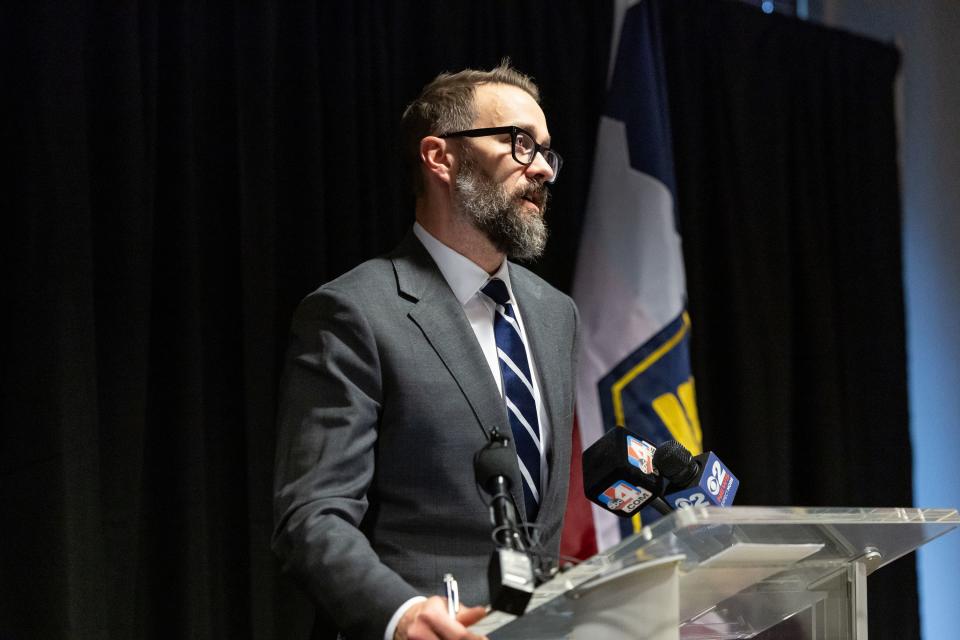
left=443, top=573, right=459, bottom=620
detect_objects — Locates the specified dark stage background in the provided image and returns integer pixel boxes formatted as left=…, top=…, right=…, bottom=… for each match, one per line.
left=1, top=1, right=913, bottom=638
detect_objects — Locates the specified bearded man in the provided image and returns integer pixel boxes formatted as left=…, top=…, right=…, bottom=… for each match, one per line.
left=272, top=62, right=579, bottom=640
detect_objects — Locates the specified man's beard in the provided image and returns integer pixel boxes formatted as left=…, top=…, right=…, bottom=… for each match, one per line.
left=453, top=155, right=549, bottom=262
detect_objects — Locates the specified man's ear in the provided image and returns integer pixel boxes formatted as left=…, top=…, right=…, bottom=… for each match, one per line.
left=419, top=136, right=455, bottom=186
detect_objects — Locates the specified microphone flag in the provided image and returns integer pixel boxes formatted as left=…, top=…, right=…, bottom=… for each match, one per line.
left=582, top=426, right=662, bottom=517
left=562, top=0, right=704, bottom=556
left=638, top=451, right=740, bottom=524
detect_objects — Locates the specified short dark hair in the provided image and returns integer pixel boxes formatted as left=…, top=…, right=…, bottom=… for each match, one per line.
left=400, top=60, right=541, bottom=195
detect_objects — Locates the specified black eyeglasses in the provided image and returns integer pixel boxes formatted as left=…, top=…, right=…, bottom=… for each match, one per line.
left=440, top=126, right=563, bottom=184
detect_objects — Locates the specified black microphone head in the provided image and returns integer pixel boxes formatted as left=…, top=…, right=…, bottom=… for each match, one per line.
left=475, top=431, right=515, bottom=491
left=654, top=440, right=698, bottom=485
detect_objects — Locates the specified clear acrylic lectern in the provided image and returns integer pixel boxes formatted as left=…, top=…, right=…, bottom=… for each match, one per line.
left=470, top=506, right=960, bottom=639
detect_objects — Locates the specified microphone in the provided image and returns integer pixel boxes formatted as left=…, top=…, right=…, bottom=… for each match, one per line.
left=474, top=429, right=534, bottom=615
left=581, top=427, right=671, bottom=517
left=637, top=440, right=739, bottom=523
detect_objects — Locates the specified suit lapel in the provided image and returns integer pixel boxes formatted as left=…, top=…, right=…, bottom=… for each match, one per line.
left=509, top=265, right=572, bottom=523
left=391, top=234, right=527, bottom=512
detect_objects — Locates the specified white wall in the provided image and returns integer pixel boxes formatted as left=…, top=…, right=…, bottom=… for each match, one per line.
left=814, top=2, right=960, bottom=637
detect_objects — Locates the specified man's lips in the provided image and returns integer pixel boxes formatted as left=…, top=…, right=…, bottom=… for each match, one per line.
left=519, top=189, right=546, bottom=210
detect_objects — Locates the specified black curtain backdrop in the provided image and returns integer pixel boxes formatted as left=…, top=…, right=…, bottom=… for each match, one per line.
left=1, top=1, right=913, bottom=639
left=1, top=3, right=612, bottom=639
left=660, top=1, right=915, bottom=638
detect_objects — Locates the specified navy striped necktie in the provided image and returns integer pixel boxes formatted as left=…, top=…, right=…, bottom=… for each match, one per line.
left=481, top=278, right=542, bottom=520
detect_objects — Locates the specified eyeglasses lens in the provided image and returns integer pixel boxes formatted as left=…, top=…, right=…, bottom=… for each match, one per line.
left=514, top=131, right=535, bottom=163
left=513, top=130, right=560, bottom=181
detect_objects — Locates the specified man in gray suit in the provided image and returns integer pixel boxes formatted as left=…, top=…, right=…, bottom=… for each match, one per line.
left=273, top=62, right=579, bottom=640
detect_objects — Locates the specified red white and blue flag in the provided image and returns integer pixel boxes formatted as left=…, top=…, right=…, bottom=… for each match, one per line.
left=561, top=0, right=704, bottom=557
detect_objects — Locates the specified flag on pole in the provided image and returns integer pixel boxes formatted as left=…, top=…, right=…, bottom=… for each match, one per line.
left=563, top=0, right=703, bottom=555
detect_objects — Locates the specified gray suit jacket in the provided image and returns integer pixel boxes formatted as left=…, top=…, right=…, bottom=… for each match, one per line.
left=272, top=232, right=579, bottom=639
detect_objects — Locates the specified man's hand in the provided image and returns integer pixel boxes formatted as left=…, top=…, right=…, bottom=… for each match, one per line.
left=395, top=595, right=488, bottom=640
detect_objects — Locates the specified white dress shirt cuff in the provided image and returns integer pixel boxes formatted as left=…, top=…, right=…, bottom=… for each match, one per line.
left=384, top=595, right=428, bottom=640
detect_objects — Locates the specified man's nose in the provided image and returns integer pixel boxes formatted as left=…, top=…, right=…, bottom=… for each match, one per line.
left=526, top=151, right=555, bottom=183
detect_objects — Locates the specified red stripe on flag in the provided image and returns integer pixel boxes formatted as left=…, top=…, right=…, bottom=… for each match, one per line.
left=560, top=414, right=598, bottom=561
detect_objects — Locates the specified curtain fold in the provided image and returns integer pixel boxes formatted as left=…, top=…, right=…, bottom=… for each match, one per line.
left=1, top=3, right=612, bottom=638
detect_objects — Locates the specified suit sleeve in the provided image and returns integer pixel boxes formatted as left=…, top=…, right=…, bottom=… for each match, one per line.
left=272, top=286, right=420, bottom=639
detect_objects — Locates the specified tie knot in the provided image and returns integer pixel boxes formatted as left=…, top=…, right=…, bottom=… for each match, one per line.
left=481, top=278, right=511, bottom=307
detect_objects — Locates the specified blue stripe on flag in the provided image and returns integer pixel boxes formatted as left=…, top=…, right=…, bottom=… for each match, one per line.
left=606, top=2, right=676, bottom=197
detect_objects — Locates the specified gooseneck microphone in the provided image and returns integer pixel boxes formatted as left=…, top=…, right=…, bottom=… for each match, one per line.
left=474, top=429, right=535, bottom=615
left=475, top=429, right=528, bottom=551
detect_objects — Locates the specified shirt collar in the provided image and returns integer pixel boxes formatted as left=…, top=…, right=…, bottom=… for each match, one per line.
left=413, top=222, right=514, bottom=306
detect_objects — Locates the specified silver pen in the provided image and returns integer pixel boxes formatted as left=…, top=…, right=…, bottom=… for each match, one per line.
left=443, top=573, right=460, bottom=619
